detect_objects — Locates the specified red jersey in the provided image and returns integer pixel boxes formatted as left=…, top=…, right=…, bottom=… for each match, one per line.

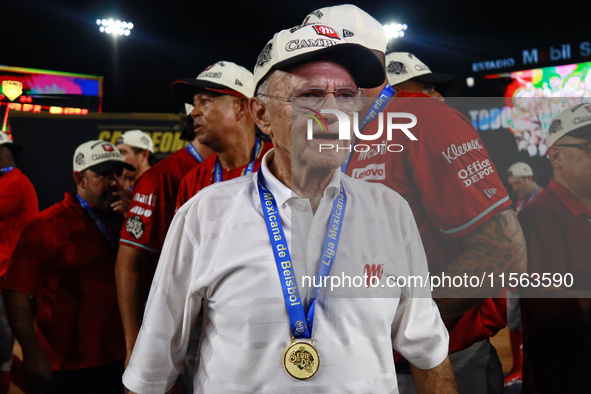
left=519, top=179, right=591, bottom=393
left=0, top=193, right=125, bottom=370
left=177, top=140, right=272, bottom=209
left=120, top=146, right=202, bottom=253
left=346, top=92, right=512, bottom=352
left=0, top=168, right=38, bottom=277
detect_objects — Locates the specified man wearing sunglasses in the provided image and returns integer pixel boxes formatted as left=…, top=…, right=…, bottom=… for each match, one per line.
left=518, top=103, right=591, bottom=393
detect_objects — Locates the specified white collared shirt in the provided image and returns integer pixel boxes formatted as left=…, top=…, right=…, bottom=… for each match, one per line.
left=123, top=150, right=448, bottom=394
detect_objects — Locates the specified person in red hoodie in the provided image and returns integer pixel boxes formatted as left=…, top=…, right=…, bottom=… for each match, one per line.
left=0, top=131, right=38, bottom=394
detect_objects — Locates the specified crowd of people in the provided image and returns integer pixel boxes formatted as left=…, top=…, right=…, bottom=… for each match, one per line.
left=0, top=4, right=590, bottom=394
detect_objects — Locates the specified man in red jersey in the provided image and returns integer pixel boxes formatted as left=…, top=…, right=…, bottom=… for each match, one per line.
left=1, top=140, right=133, bottom=394
left=0, top=131, right=38, bottom=394
left=116, top=61, right=254, bottom=372
left=305, top=5, right=527, bottom=393
left=503, top=161, right=543, bottom=388
left=519, top=104, right=591, bottom=393
left=172, top=61, right=271, bottom=209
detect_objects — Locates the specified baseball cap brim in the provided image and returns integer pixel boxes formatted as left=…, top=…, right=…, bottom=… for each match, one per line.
left=170, top=78, right=243, bottom=104
left=86, top=160, right=135, bottom=175
left=2, top=143, right=24, bottom=153
left=412, top=72, right=455, bottom=84
left=270, top=43, right=385, bottom=89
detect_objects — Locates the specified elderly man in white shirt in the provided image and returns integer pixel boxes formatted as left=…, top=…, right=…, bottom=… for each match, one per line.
left=123, top=24, right=455, bottom=394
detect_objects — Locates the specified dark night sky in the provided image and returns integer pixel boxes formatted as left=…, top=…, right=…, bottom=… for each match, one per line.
left=4, top=0, right=588, bottom=113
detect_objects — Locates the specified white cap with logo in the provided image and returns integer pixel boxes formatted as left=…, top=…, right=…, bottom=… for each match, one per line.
left=385, top=52, right=454, bottom=86
left=302, top=4, right=388, bottom=53
left=546, top=103, right=591, bottom=147
left=253, top=23, right=385, bottom=90
left=507, top=162, right=533, bottom=177
left=171, top=61, right=255, bottom=104
left=73, top=140, right=134, bottom=174
left=116, top=130, right=155, bottom=153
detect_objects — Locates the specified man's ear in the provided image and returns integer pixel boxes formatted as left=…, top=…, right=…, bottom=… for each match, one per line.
left=234, top=97, right=251, bottom=121
left=73, top=171, right=86, bottom=189
left=547, top=146, right=562, bottom=168
left=249, top=97, right=273, bottom=139
left=141, top=149, right=150, bottom=163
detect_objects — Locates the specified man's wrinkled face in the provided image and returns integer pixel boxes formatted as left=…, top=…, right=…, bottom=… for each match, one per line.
left=553, top=135, right=591, bottom=195
left=264, top=61, right=358, bottom=171
left=190, top=91, right=241, bottom=151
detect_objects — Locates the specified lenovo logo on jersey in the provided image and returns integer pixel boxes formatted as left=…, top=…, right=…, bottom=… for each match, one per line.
left=133, top=193, right=157, bottom=207
left=364, top=264, right=383, bottom=288
left=351, top=163, right=386, bottom=181
left=484, top=188, right=497, bottom=198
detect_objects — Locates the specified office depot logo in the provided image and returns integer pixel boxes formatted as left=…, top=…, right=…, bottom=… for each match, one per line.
left=306, top=109, right=417, bottom=152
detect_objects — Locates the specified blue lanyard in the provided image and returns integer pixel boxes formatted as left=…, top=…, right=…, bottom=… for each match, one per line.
left=517, top=185, right=540, bottom=213
left=341, top=84, right=395, bottom=173
left=0, top=167, right=15, bottom=174
left=213, top=138, right=261, bottom=183
left=257, top=169, right=347, bottom=338
left=75, top=194, right=119, bottom=251
left=186, top=142, right=204, bottom=163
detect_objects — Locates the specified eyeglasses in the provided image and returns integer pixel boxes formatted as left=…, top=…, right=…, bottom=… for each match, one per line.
left=553, top=143, right=591, bottom=157
left=258, top=87, right=367, bottom=112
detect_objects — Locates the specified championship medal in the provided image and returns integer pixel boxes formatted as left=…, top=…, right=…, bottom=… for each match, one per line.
left=257, top=171, right=346, bottom=382
left=283, top=340, right=320, bottom=380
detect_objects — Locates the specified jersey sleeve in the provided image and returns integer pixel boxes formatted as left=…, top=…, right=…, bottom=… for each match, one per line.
left=407, top=102, right=511, bottom=237
left=0, top=214, right=59, bottom=294
left=120, top=173, right=167, bottom=254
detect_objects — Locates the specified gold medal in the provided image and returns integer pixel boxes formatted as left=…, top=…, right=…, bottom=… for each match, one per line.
left=283, top=338, right=320, bottom=380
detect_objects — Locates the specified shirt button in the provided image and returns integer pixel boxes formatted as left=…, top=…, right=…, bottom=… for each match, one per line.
left=296, top=203, right=305, bottom=211
left=310, top=235, right=317, bottom=241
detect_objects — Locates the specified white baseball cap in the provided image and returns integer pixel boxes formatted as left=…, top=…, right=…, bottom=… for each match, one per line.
left=546, top=103, right=591, bottom=147
left=253, top=23, right=384, bottom=90
left=73, top=140, right=134, bottom=174
left=0, top=131, right=23, bottom=152
left=116, top=130, right=155, bottom=153
left=171, top=61, right=255, bottom=104
left=302, top=4, right=388, bottom=53
left=507, top=162, right=533, bottom=177
left=385, top=52, right=454, bottom=85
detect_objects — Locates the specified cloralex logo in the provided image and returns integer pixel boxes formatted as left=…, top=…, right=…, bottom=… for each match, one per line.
left=305, top=109, right=418, bottom=152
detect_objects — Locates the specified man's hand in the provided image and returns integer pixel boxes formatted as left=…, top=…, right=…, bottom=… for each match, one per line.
left=112, top=189, right=132, bottom=214
left=411, top=356, right=457, bottom=393
left=23, top=347, right=52, bottom=391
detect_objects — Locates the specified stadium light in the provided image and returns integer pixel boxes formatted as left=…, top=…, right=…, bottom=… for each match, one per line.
left=96, top=18, right=133, bottom=36
left=383, top=23, right=407, bottom=40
